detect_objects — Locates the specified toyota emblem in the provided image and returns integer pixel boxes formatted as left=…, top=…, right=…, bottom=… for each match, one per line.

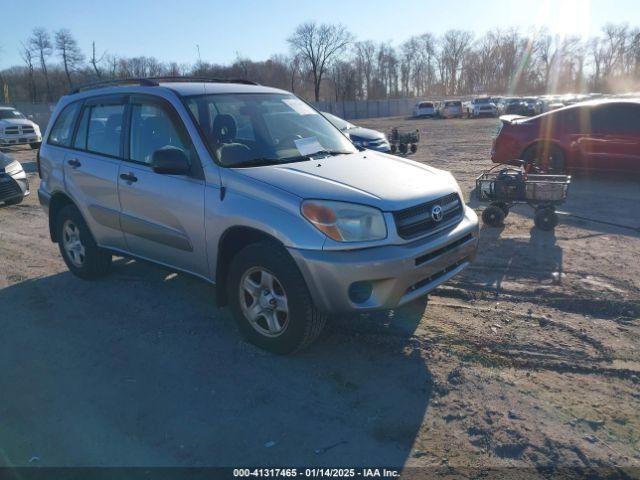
left=431, top=205, right=443, bottom=222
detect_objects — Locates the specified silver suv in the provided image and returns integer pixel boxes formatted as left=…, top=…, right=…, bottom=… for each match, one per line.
left=37, top=78, right=478, bottom=354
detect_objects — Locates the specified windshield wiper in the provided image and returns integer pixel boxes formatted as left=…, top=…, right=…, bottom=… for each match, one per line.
left=230, top=150, right=352, bottom=168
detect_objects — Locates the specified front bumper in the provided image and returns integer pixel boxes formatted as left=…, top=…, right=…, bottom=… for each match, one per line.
left=289, top=206, right=479, bottom=313
left=0, top=134, right=41, bottom=146
left=0, top=172, right=29, bottom=203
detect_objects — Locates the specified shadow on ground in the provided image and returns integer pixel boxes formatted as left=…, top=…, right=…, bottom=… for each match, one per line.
left=0, top=258, right=432, bottom=467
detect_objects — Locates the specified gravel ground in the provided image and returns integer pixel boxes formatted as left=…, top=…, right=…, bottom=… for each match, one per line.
left=0, top=117, right=639, bottom=475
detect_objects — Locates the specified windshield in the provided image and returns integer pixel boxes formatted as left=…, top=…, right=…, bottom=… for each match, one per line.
left=322, top=111, right=354, bottom=130
left=475, top=98, right=491, bottom=104
left=185, top=93, right=356, bottom=167
left=0, top=109, right=25, bottom=120
left=445, top=101, right=461, bottom=107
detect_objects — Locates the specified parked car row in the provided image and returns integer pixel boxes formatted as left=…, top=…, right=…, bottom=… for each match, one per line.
left=414, top=100, right=464, bottom=118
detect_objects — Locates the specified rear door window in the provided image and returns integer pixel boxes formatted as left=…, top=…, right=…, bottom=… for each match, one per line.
left=48, top=102, right=81, bottom=147
left=75, top=99, right=126, bottom=157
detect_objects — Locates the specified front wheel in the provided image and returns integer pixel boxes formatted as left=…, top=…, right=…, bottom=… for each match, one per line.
left=29, top=142, right=41, bottom=150
left=482, top=205, right=506, bottom=227
left=228, top=241, right=327, bottom=354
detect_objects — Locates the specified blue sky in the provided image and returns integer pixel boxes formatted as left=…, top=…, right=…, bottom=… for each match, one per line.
left=1, top=0, right=638, bottom=69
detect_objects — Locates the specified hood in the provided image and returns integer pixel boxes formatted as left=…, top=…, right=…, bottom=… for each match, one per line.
left=346, top=127, right=385, bottom=141
left=233, top=151, right=458, bottom=211
left=0, top=118, right=36, bottom=127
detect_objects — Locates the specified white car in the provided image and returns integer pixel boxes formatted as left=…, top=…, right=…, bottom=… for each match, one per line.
left=465, top=98, right=497, bottom=118
left=0, top=107, right=42, bottom=149
left=437, top=100, right=463, bottom=118
left=413, top=101, right=436, bottom=118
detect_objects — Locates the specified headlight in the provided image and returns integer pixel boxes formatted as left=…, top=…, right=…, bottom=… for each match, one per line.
left=5, top=160, right=22, bottom=174
left=301, top=200, right=387, bottom=242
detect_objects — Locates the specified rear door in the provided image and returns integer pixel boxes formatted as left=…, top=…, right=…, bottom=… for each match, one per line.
left=64, top=95, right=127, bottom=250
left=579, top=104, right=640, bottom=171
left=117, top=94, right=207, bottom=277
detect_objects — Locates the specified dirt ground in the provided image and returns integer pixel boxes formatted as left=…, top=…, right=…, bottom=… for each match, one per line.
left=0, top=117, right=639, bottom=476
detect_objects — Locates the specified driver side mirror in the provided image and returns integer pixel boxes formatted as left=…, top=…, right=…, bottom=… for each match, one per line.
left=151, top=148, right=190, bottom=175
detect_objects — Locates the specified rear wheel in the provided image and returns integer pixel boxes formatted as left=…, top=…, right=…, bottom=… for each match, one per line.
left=228, top=240, right=327, bottom=354
left=534, top=207, right=558, bottom=231
left=523, top=143, right=565, bottom=173
left=56, top=204, right=112, bottom=279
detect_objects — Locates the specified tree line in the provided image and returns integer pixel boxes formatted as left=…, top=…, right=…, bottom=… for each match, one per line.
left=1, top=22, right=639, bottom=105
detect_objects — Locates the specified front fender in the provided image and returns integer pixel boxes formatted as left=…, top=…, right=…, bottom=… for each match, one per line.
left=204, top=172, right=326, bottom=279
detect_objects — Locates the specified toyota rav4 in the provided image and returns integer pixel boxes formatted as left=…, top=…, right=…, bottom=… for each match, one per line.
left=37, top=78, right=479, bottom=354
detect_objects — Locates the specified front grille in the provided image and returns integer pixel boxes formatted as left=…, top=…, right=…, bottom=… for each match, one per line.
left=0, top=175, right=21, bottom=200
left=4, top=127, right=19, bottom=135
left=21, top=126, right=35, bottom=134
left=393, top=192, right=463, bottom=239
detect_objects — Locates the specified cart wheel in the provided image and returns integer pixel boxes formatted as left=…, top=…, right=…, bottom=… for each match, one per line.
left=482, top=205, right=506, bottom=227
left=399, top=143, right=408, bottom=154
left=390, top=144, right=397, bottom=153
left=410, top=143, right=418, bottom=153
left=534, top=207, right=558, bottom=231
left=492, top=202, right=510, bottom=218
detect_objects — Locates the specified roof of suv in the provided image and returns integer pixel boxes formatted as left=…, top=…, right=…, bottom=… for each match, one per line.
left=158, top=81, right=287, bottom=96
left=66, top=78, right=289, bottom=98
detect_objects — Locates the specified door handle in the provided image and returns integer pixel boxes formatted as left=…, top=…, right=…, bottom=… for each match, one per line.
left=119, top=172, right=138, bottom=183
left=67, top=158, right=81, bottom=168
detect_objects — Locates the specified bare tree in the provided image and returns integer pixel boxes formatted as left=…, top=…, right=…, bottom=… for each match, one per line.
left=439, top=30, right=473, bottom=94
left=55, top=29, right=84, bottom=88
left=19, top=42, right=37, bottom=102
left=90, top=41, right=105, bottom=78
left=355, top=41, right=376, bottom=98
left=29, top=28, right=53, bottom=101
left=288, top=22, right=353, bottom=101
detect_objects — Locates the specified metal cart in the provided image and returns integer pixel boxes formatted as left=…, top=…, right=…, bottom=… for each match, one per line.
left=476, top=164, right=571, bottom=230
left=388, top=128, right=420, bottom=154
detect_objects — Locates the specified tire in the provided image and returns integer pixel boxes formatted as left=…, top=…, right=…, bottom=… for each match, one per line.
left=228, top=240, right=327, bottom=354
left=534, top=207, right=558, bottom=231
left=56, top=204, right=112, bottom=279
left=410, top=143, right=418, bottom=154
left=523, top=143, right=565, bottom=174
left=30, top=142, right=41, bottom=150
left=482, top=205, right=506, bottom=227
left=3, top=195, right=24, bottom=206
left=492, top=201, right=510, bottom=218
left=390, top=144, right=397, bottom=153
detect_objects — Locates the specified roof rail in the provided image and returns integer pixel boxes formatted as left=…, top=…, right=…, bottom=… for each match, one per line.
left=68, top=76, right=260, bottom=95
left=148, top=76, right=259, bottom=86
left=68, top=78, right=159, bottom=94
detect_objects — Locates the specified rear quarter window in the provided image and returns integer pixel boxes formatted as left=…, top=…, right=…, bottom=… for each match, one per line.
left=48, top=102, right=81, bottom=147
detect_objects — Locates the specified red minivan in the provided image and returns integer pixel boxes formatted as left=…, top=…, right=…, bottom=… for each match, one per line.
left=491, top=100, right=640, bottom=173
